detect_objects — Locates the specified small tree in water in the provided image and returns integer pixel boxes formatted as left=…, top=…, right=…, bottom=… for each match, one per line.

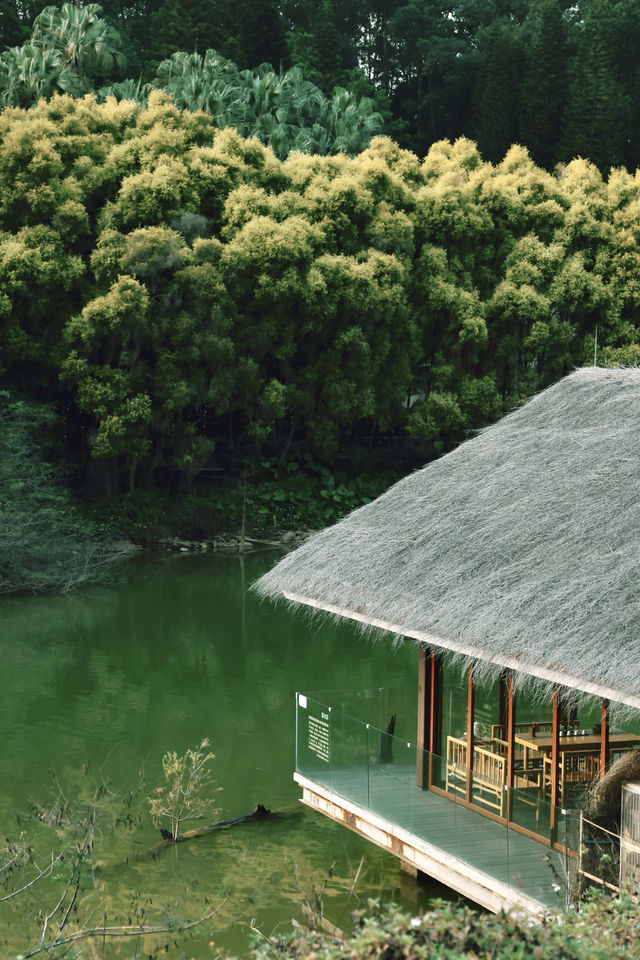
left=148, top=739, right=220, bottom=840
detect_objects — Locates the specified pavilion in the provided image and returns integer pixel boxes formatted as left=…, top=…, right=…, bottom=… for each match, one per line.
left=254, top=366, right=640, bottom=916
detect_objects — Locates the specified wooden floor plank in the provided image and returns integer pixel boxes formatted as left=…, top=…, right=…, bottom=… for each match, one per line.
left=317, top=761, right=570, bottom=912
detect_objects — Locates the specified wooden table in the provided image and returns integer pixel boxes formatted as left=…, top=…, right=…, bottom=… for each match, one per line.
left=514, top=731, right=640, bottom=802
left=515, top=731, right=640, bottom=757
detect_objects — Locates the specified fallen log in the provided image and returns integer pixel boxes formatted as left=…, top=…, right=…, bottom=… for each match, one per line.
left=159, top=803, right=270, bottom=842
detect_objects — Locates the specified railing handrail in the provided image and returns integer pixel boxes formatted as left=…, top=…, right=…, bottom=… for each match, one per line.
left=296, top=692, right=576, bottom=912
left=580, top=813, right=621, bottom=841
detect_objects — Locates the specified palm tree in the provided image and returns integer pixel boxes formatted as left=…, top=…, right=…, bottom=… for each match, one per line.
left=327, top=87, right=383, bottom=154
left=0, top=43, right=60, bottom=107
left=31, top=2, right=126, bottom=95
left=95, top=76, right=151, bottom=105
left=150, top=47, right=383, bottom=158
left=0, top=2, right=126, bottom=107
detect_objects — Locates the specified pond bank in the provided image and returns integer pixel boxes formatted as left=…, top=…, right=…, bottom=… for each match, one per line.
left=133, top=529, right=312, bottom=554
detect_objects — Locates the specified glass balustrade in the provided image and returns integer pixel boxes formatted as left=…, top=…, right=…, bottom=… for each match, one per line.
left=296, top=692, right=578, bottom=913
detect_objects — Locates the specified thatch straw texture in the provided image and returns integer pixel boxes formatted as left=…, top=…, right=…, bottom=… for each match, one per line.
left=254, top=367, right=640, bottom=709
left=586, top=750, right=640, bottom=825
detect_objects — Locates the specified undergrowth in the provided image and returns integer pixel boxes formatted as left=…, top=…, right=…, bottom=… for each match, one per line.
left=82, top=469, right=399, bottom=542
left=254, top=893, right=640, bottom=960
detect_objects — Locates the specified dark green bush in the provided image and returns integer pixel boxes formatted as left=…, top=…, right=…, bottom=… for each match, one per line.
left=0, top=394, right=117, bottom=595
left=254, top=893, right=640, bottom=960
left=82, top=469, right=397, bottom=542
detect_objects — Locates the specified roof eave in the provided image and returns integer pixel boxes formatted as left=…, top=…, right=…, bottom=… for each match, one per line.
left=284, top=591, right=640, bottom=712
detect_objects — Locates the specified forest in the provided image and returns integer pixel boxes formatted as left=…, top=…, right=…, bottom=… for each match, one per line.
left=2, top=5, right=640, bottom=954
left=2, top=0, right=640, bottom=171
left=1, top=1, right=640, bottom=589
left=2, top=90, right=640, bottom=494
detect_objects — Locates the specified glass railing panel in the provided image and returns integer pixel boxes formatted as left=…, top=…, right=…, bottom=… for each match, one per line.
left=558, top=809, right=580, bottom=906
left=295, top=694, right=574, bottom=914
left=429, top=747, right=448, bottom=792
left=327, top=705, right=370, bottom=808
left=468, top=783, right=511, bottom=887
left=303, top=686, right=417, bottom=744
left=507, top=784, right=572, bottom=912
left=442, top=735, right=468, bottom=803
left=412, top=744, right=461, bottom=860
left=368, top=729, right=412, bottom=827
left=471, top=768, right=507, bottom=820
left=510, top=771, right=551, bottom=841
left=295, top=693, right=333, bottom=790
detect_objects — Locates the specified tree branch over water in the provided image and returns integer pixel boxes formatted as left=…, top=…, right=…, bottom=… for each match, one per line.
left=22, top=903, right=225, bottom=958
left=1, top=761, right=230, bottom=959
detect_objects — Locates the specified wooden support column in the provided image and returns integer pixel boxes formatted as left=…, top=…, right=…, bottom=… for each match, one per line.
left=498, top=672, right=508, bottom=736
left=550, top=685, right=560, bottom=841
left=466, top=663, right=474, bottom=804
left=417, top=648, right=442, bottom=789
left=600, top=699, right=610, bottom=778
left=506, top=672, right=515, bottom=822
left=429, top=652, right=442, bottom=758
left=417, top=647, right=430, bottom=788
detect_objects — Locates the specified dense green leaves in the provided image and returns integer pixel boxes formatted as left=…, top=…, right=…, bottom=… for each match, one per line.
left=0, top=394, right=114, bottom=594
left=1, top=95, right=640, bottom=491
left=254, top=894, right=640, bottom=960
left=7, top=2, right=640, bottom=172
left=0, top=4, right=385, bottom=161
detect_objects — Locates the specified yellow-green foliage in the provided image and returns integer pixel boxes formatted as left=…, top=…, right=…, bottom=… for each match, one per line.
left=147, top=738, right=220, bottom=841
left=1, top=94, right=640, bottom=485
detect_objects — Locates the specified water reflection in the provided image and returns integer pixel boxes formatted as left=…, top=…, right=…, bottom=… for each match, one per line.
left=0, top=552, right=450, bottom=954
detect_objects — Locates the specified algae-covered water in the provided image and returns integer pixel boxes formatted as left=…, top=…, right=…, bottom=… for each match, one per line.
left=0, top=552, right=449, bottom=956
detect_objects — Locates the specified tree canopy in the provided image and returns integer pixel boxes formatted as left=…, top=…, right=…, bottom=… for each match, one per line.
left=0, top=4, right=384, bottom=160
left=0, top=94, right=639, bottom=492
left=3, top=2, right=640, bottom=172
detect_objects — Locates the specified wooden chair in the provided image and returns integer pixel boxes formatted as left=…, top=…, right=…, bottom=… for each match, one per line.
left=445, top=736, right=506, bottom=817
left=543, top=751, right=600, bottom=803
left=491, top=722, right=549, bottom=771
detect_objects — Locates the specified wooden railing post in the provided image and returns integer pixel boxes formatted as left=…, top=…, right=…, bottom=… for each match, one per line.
left=417, top=648, right=441, bottom=789
left=430, top=655, right=441, bottom=749
left=429, top=652, right=442, bottom=786
left=417, top=647, right=429, bottom=788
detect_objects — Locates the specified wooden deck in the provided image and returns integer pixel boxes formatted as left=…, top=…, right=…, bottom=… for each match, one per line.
left=296, top=759, right=573, bottom=917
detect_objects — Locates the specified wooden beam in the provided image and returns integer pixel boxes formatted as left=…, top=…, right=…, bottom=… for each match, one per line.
left=466, top=663, right=474, bottom=804
left=506, top=672, right=515, bottom=822
left=550, top=685, right=560, bottom=840
left=600, top=699, right=610, bottom=778
left=283, top=591, right=640, bottom=711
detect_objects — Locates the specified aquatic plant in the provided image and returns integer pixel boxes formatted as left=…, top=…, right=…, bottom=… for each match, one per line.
left=148, top=738, right=221, bottom=841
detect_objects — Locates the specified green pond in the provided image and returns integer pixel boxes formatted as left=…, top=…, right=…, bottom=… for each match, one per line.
left=0, top=551, right=450, bottom=957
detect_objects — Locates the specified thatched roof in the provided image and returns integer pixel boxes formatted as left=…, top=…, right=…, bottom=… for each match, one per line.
left=254, top=367, right=640, bottom=709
